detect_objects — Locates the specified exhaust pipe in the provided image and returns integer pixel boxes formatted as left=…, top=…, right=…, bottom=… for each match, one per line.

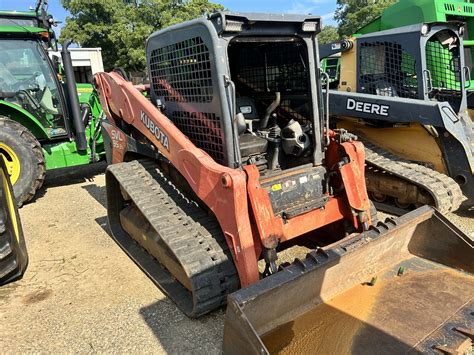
left=61, top=40, right=87, bottom=151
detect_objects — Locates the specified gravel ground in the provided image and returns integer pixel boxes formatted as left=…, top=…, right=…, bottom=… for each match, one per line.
left=0, top=163, right=472, bottom=352
left=0, top=164, right=224, bottom=353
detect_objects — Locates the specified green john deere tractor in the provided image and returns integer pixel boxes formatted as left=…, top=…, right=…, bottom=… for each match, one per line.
left=0, top=1, right=104, bottom=206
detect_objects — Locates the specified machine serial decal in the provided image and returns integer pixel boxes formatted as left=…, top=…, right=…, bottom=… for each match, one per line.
left=110, top=128, right=125, bottom=150
left=346, top=98, right=390, bottom=116
left=140, top=111, right=170, bottom=151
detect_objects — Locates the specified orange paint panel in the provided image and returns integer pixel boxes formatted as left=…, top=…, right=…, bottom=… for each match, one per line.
left=245, top=165, right=283, bottom=249
left=103, top=122, right=127, bottom=164
left=280, top=198, right=346, bottom=241
left=340, top=141, right=370, bottom=212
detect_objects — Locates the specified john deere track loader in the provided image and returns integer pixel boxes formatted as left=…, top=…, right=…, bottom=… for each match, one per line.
left=95, top=12, right=473, bottom=352
left=325, top=0, right=474, bottom=100
left=0, top=1, right=104, bottom=206
left=357, top=0, right=474, bottom=91
left=0, top=154, right=27, bottom=285
left=322, top=22, right=473, bottom=214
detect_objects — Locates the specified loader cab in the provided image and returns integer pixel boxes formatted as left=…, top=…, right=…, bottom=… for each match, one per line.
left=147, top=12, right=325, bottom=171
left=228, top=36, right=316, bottom=172
left=355, top=23, right=468, bottom=113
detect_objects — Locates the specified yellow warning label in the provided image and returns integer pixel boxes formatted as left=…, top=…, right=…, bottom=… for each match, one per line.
left=271, top=183, right=282, bottom=191
left=77, top=87, right=93, bottom=93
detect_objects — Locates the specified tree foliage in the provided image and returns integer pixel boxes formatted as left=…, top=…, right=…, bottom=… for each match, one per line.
left=334, top=0, right=396, bottom=37
left=60, top=0, right=223, bottom=71
left=318, top=25, right=339, bottom=45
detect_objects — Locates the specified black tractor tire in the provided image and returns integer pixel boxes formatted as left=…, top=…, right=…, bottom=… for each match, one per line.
left=0, top=117, right=45, bottom=207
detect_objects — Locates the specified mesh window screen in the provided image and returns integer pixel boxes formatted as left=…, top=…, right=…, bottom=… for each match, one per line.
left=172, top=111, right=224, bottom=164
left=229, top=40, right=312, bottom=123
left=230, top=41, right=309, bottom=93
left=359, top=41, right=418, bottom=99
left=426, top=32, right=462, bottom=108
left=149, top=37, right=213, bottom=103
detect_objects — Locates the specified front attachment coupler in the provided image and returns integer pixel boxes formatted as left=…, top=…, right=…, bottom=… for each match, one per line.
left=262, top=247, right=278, bottom=276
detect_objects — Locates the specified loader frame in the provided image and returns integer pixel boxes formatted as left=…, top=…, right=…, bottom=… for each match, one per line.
left=97, top=71, right=370, bottom=287
left=96, top=13, right=373, bottom=302
left=322, top=23, right=474, bottom=202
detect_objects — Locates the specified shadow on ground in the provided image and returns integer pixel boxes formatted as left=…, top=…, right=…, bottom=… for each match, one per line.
left=453, top=201, right=473, bottom=218
left=30, top=162, right=107, bottom=206
left=82, top=184, right=107, bottom=208
left=95, top=216, right=110, bottom=236
left=139, top=299, right=224, bottom=353
left=94, top=209, right=225, bottom=353
left=44, top=161, right=107, bottom=188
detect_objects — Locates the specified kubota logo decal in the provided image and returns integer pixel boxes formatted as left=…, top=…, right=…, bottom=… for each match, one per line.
left=140, top=111, right=170, bottom=151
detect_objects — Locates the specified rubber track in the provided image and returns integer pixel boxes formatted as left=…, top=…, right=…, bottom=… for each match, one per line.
left=107, top=160, right=239, bottom=317
left=363, top=141, right=463, bottom=213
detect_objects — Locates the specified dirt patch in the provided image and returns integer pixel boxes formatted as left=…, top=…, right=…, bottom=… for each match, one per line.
left=262, top=282, right=381, bottom=354
left=262, top=266, right=474, bottom=354
left=22, top=289, right=53, bottom=305
left=0, top=166, right=224, bottom=353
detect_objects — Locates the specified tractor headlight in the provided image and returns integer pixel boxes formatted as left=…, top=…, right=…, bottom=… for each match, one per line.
left=459, top=26, right=465, bottom=36
left=302, top=21, right=319, bottom=32
left=225, top=19, right=244, bottom=32
left=421, top=24, right=430, bottom=36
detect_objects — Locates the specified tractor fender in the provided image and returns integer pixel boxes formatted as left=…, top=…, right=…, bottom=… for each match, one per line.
left=0, top=101, right=50, bottom=140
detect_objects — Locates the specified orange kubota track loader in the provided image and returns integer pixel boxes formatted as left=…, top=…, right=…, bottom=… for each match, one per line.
left=95, top=13, right=474, bottom=353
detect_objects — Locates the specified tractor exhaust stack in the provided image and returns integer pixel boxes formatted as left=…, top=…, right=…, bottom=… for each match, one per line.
left=61, top=40, right=87, bottom=151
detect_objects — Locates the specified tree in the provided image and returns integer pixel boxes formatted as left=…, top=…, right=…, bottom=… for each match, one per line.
left=318, top=25, right=339, bottom=45
left=334, top=0, right=396, bottom=37
left=60, top=0, right=223, bottom=71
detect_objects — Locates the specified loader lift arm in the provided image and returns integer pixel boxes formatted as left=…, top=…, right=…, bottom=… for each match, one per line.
left=96, top=72, right=260, bottom=287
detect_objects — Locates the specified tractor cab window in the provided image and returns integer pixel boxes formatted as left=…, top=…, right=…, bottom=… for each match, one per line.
left=0, top=39, right=66, bottom=136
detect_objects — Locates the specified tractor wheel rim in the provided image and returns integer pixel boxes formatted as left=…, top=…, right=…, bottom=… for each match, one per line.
left=0, top=143, right=20, bottom=185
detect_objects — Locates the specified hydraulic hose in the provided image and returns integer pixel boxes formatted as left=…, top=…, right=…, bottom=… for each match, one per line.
left=260, top=92, right=281, bottom=130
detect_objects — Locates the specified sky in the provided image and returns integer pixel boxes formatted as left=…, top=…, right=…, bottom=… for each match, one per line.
left=0, top=0, right=338, bottom=37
